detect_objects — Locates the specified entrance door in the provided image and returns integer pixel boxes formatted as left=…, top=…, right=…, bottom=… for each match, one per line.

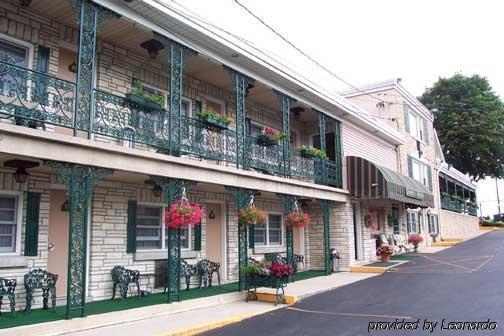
left=293, top=227, right=305, bottom=271
left=48, top=190, right=69, bottom=297
left=205, top=204, right=224, bottom=270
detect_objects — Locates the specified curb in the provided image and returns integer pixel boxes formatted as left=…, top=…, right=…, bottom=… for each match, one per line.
left=155, top=308, right=279, bottom=336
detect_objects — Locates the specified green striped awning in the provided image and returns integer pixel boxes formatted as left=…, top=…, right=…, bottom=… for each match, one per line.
left=347, top=156, right=434, bottom=208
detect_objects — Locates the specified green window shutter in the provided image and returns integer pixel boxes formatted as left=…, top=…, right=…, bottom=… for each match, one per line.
left=126, top=200, right=137, bottom=253
left=423, top=119, right=429, bottom=145
left=403, top=104, right=410, bottom=133
left=248, top=225, right=255, bottom=249
left=407, top=155, right=414, bottom=178
left=35, top=46, right=50, bottom=105
left=194, top=223, right=201, bottom=251
left=24, top=192, right=41, bottom=256
left=427, top=165, right=433, bottom=191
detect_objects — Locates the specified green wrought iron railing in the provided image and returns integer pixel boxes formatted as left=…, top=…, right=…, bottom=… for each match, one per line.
left=0, top=59, right=76, bottom=130
left=1, top=63, right=343, bottom=187
left=441, top=196, right=463, bottom=213
left=244, top=136, right=284, bottom=175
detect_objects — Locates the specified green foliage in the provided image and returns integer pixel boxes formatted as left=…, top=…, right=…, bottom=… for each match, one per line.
left=131, top=80, right=166, bottom=108
left=419, top=74, right=504, bottom=181
left=298, top=146, right=328, bottom=159
left=197, top=108, right=232, bottom=125
left=240, top=261, right=270, bottom=277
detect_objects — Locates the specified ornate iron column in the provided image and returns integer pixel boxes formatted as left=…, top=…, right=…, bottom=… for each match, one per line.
left=69, top=0, right=116, bottom=136
left=280, top=195, right=297, bottom=267
left=157, top=35, right=193, bottom=156
left=320, top=199, right=331, bottom=275
left=316, top=110, right=327, bottom=185
left=275, top=92, right=295, bottom=177
left=45, top=161, right=112, bottom=318
left=227, top=69, right=255, bottom=169
left=152, top=177, right=196, bottom=303
left=334, top=119, right=343, bottom=188
left=226, top=187, right=256, bottom=291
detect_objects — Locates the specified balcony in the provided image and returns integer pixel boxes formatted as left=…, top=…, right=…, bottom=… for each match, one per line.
left=0, top=61, right=341, bottom=188
left=441, top=194, right=477, bottom=216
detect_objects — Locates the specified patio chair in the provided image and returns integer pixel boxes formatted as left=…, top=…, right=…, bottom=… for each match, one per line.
left=197, top=259, right=221, bottom=289
left=0, top=277, right=16, bottom=317
left=295, top=254, right=305, bottom=269
left=111, top=266, right=140, bottom=299
left=24, top=269, right=58, bottom=313
left=179, top=260, right=197, bottom=291
left=393, top=234, right=410, bottom=253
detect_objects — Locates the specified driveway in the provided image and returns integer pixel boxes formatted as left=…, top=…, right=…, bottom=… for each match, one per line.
left=203, top=230, right=504, bottom=336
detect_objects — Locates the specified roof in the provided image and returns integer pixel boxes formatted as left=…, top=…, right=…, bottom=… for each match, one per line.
left=440, top=163, right=476, bottom=190
left=340, top=78, right=434, bottom=122
left=347, top=156, right=434, bottom=208
left=94, top=0, right=405, bottom=146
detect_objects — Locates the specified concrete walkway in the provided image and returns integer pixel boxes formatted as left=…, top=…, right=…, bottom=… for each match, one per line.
left=0, top=272, right=377, bottom=336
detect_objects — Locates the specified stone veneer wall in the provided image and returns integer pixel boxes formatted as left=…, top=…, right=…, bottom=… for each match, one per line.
left=439, top=210, right=479, bottom=239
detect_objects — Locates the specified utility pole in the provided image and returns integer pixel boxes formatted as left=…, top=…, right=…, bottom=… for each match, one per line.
left=496, top=179, right=502, bottom=217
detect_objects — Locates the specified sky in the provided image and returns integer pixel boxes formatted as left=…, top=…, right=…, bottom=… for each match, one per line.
left=168, top=0, right=504, bottom=216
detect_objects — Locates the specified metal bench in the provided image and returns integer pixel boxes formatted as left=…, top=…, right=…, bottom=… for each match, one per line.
left=24, top=269, right=57, bottom=313
left=111, top=266, right=140, bottom=299
left=0, top=278, right=16, bottom=317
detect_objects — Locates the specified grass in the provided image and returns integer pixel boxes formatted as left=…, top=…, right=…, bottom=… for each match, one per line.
left=0, top=270, right=326, bottom=330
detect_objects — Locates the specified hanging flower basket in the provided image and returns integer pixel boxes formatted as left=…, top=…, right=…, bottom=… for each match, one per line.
left=165, top=200, right=202, bottom=229
left=285, top=211, right=311, bottom=228
left=239, top=206, right=267, bottom=226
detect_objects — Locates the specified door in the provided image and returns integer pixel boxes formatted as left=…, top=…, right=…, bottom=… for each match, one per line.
left=48, top=189, right=69, bottom=297
left=205, top=203, right=224, bottom=268
left=293, top=227, right=305, bottom=271
left=56, top=47, right=78, bottom=136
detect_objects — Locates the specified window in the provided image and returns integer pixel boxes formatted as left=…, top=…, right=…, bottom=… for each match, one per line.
left=392, top=208, right=400, bottom=234
left=408, top=111, right=426, bottom=142
left=0, top=195, right=19, bottom=253
left=406, top=211, right=417, bottom=234
left=254, top=214, right=283, bottom=246
left=428, top=214, right=439, bottom=234
left=136, top=204, right=192, bottom=251
left=410, top=157, right=431, bottom=188
left=0, top=39, right=29, bottom=97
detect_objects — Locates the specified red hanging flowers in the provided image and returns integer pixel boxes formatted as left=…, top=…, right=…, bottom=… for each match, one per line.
left=267, top=262, right=294, bottom=279
left=165, top=201, right=202, bottom=229
left=285, top=211, right=311, bottom=228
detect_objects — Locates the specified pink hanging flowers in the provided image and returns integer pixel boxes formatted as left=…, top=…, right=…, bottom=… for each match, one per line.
left=267, top=262, right=294, bottom=279
left=165, top=200, right=202, bottom=229
left=285, top=211, right=311, bottom=228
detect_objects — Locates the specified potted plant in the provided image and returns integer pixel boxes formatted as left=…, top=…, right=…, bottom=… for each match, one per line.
left=197, top=108, right=232, bottom=131
left=408, top=234, right=423, bottom=252
left=165, top=200, right=202, bottom=229
left=126, top=79, right=166, bottom=113
left=267, top=262, right=294, bottom=280
left=239, top=206, right=267, bottom=226
left=298, top=146, right=328, bottom=159
left=376, top=244, right=394, bottom=262
left=441, top=192, right=451, bottom=199
left=285, top=211, right=311, bottom=228
left=256, top=127, right=287, bottom=146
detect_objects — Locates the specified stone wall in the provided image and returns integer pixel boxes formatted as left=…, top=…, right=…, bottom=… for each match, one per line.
left=439, top=210, right=479, bottom=239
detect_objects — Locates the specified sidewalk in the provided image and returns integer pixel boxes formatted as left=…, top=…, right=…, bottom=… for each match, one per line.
left=0, top=272, right=377, bottom=336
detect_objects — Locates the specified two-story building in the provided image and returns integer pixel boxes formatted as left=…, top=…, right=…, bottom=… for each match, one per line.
left=341, top=79, right=478, bottom=258
left=0, top=0, right=407, bottom=319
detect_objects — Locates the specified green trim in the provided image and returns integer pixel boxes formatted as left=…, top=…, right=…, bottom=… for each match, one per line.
left=248, top=225, right=255, bottom=249
left=24, top=192, right=41, bottom=257
left=194, top=223, right=201, bottom=251
left=126, top=200, right=137, bottom=254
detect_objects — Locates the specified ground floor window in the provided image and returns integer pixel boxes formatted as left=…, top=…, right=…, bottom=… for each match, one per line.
left=428, top=214, right=439, bottom=234
left=254, top=213, right=283, bottom=246
left=406, top=211, right=418, bottom=234
left=136, top=204, right=191, bottom=251
left=392, top=208, right=400, bottom=234
left=0, top=194, right=19, bottom=253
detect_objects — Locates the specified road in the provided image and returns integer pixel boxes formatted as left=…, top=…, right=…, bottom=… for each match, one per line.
left=202, top=231, right=504, bottom=336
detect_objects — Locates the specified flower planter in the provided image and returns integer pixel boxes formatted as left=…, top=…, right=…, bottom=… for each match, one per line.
left=245, top=274, right=289, bottom=305
left=300, top=151, right=317, bottom=159
left=380, top=254, right=391, bottom=263
left=256, top=134, right=278, bottom=147
left=200, top=117, right=229, bottom=132
left=126, top=93, right=163, bottom=113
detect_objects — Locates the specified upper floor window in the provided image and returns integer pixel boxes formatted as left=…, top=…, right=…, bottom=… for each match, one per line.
left=404, top=105, right=429, bottom=144
left=408, top=155, right=432, bottom=190
left=0, top=195, right=20, bottom=253
left=0, top=38, right=30, bottom=97
left=254, top=213, right=283, bottom=246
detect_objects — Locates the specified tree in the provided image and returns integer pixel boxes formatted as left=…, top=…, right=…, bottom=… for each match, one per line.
left=420, top=74, right=504, bottom=181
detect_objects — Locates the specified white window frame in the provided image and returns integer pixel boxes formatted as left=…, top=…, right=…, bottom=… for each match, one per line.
left=254, top=212, right=284, bottom=247
left=0, top=191, right=23, bottom=256
left=136, top=202, right=192, bottom=252
left=428, top=214, right=439, bottom=234
left=407, top=109, right=426, bottom=144
left=406, top=210, right=418, bottom=234
left=410, top=156, right=430, bottom=187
